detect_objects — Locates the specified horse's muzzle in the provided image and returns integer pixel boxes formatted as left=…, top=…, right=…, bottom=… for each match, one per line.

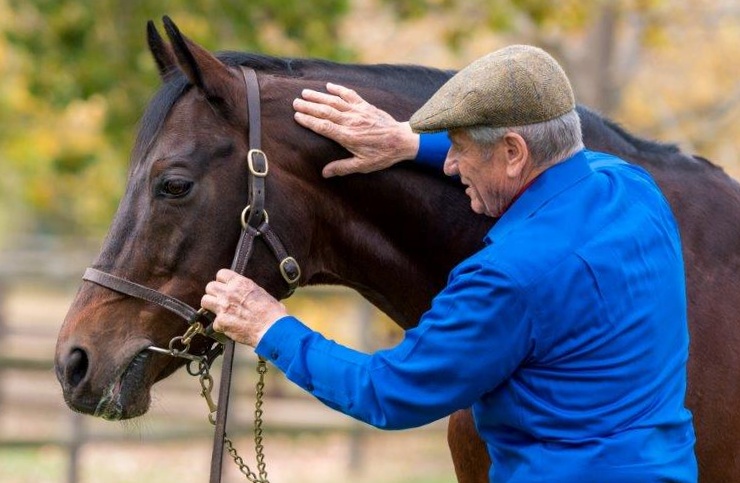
left=55, top=340, right=154, bottom=420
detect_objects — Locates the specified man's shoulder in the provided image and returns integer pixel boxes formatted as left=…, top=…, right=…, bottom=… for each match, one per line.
left=477, top=159, right=675, bottom=287
left=583, top=149, right=675, bottom=224
left=583, top=149, right=659, bottom=187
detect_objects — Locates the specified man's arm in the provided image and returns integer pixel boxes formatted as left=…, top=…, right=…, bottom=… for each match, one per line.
left=293, top=83, right=450, bottom=177
left=253, top=262, right=533, bottom=430
left=202, top=263, right=534, bottom=430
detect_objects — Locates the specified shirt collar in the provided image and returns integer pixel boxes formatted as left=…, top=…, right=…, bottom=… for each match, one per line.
left=484, top=149, right=593, bottom=245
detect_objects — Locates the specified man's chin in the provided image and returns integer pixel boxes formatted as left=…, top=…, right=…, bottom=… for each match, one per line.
left=471, top=201, right=500, bottom=219
left=469, top=199, right=487, bottom=216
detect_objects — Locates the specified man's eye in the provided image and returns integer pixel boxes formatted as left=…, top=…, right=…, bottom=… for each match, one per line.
left=157, top=178, right=193, bottom=198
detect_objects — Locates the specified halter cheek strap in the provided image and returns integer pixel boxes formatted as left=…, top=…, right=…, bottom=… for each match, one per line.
left=80, top=66, right=298, bottom=483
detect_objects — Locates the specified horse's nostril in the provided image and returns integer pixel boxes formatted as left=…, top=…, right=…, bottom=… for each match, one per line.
left=65, top=348, right=89, bottom=389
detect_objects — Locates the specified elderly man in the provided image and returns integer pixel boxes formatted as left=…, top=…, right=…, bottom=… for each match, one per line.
left=202, top=45, right=697, bottom=482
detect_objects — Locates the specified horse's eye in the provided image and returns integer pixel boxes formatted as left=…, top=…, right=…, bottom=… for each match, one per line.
left=157, top=177, right=193, bottom=198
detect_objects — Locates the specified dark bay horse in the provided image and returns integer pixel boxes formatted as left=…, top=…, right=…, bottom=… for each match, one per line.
left=55, top=18, right=740, bottom=482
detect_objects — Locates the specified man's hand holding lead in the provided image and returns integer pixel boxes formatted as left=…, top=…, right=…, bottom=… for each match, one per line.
left=201, top=269, right=287, bottom=348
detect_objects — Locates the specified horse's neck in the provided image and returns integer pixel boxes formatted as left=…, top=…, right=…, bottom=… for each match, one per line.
left=305, top=167, right=491, bottom=328
left=260, top=66, right=487, bottom=328
left=260, top=65, right=732, bottom=330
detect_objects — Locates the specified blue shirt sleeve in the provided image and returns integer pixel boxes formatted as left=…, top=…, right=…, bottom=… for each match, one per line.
left=255, top=260, right=535, bottom=430
left=415, top=132, right=450, bottom=169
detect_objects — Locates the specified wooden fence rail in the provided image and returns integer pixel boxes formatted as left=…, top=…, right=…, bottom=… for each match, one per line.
left=0, top=238, right=446, bottom=483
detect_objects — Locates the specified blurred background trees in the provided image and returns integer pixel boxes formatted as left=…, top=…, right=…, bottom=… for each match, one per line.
left=0, top=0, right=738, bottom=237
left=0, top=0, right=349, bottom=236
left=0, top=4, right=737, bottom=479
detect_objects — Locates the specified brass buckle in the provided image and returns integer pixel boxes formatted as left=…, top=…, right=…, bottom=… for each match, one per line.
left=247, top=149, right=269, bottom=177
left=279, top=256, right=301, bottom=285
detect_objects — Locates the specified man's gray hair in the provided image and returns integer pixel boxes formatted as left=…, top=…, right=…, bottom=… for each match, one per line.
left=465, top=109, right=584, bottom=167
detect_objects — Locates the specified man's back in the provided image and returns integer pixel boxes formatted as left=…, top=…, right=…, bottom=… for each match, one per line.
left=470, top=150, right=697, bottom=482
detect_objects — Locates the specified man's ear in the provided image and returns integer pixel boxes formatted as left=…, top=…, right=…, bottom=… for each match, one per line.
left=503, top=132, right=529, bottom=178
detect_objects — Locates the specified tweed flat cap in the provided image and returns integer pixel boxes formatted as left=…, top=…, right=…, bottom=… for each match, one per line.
left=410, top=45, right=575, bottom=133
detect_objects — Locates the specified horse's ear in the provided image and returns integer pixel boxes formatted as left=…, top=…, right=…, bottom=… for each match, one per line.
left=147, top=20, right=178, bottom=81
left=162, top=16, right=237, bottom=105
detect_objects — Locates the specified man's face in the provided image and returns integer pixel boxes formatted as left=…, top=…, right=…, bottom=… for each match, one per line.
left=443, top=130, right=520, bottom=218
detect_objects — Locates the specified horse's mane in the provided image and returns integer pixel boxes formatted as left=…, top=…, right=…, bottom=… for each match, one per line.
left=601, top=116, right=680, bottom=155
left=131, top=52, right=452, bottom=168
left=575, top=105, right=682, bottom=156
left=218, top=51, right=457, bottom=83
left=132, top=51, right=697, bottom=175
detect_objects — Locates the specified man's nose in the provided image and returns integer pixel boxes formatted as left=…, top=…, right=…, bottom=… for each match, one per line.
left=443, top=156, right=458, bottom=177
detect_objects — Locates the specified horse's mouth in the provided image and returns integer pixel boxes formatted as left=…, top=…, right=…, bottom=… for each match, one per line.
left=95, top=350, right=151, bottom=421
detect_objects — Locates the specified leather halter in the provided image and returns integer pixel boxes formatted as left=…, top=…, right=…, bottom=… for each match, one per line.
left=81, top=66, right=300, bottom=483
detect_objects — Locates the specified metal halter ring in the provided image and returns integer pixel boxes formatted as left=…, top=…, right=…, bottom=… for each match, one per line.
left=247, top=149, right=269, bottom=177
left=241, top=205, right=269, bottom=229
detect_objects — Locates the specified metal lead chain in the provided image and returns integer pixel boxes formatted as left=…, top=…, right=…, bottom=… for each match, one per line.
left=198, top=357, right=270, bottom=482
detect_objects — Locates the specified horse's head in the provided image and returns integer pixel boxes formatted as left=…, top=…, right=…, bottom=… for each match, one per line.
left=55, top=18, right=314, bottom=420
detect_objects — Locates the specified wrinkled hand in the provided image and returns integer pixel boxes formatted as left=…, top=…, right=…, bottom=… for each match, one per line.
left=293, top=82, right=419, bottom=177
left=201, top=269, right=287, bottom=348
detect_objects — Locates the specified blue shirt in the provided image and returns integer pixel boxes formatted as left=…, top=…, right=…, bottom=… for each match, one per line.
left=256, top=147, right=697, bottom=482
left=415, top=130, right=452, bottom=167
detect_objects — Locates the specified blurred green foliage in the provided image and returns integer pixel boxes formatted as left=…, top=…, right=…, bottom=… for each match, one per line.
left=1, top=0, right=737, bottom=239
left=0, top=0, right=349, bottom=236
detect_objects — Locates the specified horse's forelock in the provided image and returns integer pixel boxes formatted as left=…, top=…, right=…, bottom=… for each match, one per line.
left=131, top=77, right=190, bottom=170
